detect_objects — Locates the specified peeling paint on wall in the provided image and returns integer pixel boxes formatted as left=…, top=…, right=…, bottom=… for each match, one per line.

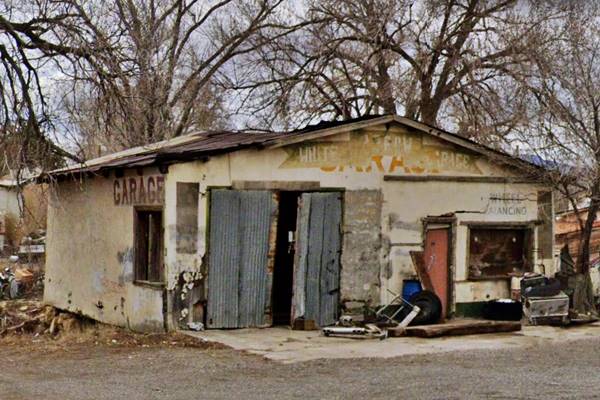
left=388, top=214, right=421, bottom=232
left=174, top=270, right=204, bottom=329
left=279, top=128, right=482, bottom=175
left=117, top=247, right=134, bottom=285
left=340, top=190, right=383, bottom=311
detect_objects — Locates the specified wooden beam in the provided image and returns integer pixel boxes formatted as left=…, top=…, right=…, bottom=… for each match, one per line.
left=384, top=175, right=541, bottom=184
left=459, top=221, right=542, bottom=227
left=388, top=320, right=521, bottom=338
left=231, top=180, right=321, bottom=191
left=410, top=250, right=434, bottom=292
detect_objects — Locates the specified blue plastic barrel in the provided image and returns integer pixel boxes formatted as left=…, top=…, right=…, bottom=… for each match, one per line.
left=402, top=279, right=422, bottom=300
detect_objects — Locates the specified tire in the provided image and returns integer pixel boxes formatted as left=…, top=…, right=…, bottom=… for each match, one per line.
left=408, top=290, right=442, bottom=326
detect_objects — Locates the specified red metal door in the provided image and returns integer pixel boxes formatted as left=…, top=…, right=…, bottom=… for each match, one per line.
left=424, top=228, right=449, bottom=318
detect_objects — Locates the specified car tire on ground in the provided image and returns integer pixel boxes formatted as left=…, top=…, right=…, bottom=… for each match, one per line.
left=408, top=290, right=442, bottom=326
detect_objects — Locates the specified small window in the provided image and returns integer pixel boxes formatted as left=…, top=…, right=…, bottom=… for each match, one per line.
left=135, top=209, right=164, bottom=283
left=468, top=227, right=531, bottom=279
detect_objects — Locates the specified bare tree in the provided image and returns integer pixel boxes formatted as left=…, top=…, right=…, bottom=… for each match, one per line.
left=1, top=0, right=289, bottom=165
left=0, top=0, right=91, bottom=169
left=233, top=0, right=560, bottom=133
left=56, top=0, right=288, bottom=156
left=502, top=1, right=600, bottom=313
left=514, top=2, right=600, bottom=275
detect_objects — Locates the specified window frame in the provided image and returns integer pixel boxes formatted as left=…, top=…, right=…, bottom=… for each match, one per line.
left=133, top=206, right=165, bottom=286
left=466, top=224, right=534, bottom=280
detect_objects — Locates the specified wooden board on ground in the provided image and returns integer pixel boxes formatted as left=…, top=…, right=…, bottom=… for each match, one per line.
left=388, top=320, right=521, bottom=338
left=409, top=250, right=434, bottom=292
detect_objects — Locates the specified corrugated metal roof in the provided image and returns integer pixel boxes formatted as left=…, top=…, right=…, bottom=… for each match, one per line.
left=46, top=130, right=288, bottom=178
left=44, top=114, right=542, bottom=178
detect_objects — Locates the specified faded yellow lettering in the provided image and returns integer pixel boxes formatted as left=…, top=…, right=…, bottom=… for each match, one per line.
left=279, top=129, right=482, bottom=175
left=371, top=156, right=386, bottom=172
left=388, top=156, right=404, bottom=173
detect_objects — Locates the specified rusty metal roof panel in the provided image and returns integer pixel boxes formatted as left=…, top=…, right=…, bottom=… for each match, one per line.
left=46, top=114, right=541, bottom=178
left=47, top=131, right=290, bottom=178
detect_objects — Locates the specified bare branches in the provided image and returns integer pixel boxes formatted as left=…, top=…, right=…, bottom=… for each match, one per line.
left=510, top=2, right=600, bottom=271
left=59, top=0, right=289, bottom=155
left=1, top=0, right=289, bottom=167
left=0, top=1, right=90, bottom=169
left=231, top=0, right=552, bottom=132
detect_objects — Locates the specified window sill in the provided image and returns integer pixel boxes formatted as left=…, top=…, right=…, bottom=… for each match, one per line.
left=133, top=280, right=165, bottom=289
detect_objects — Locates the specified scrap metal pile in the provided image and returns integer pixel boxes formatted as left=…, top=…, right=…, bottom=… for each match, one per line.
left=322, top=289, right=442, bottom=340
left=520, top=273, right=570, bottom=325
left=0, top=265, right=43, bottom=300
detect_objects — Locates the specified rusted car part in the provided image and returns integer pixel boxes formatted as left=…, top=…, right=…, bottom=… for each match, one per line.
left=524, top=293, right=570, bottom=325
left=322, top=323, right=387, bottom=340
left=321, top=289, right=429, bottom=339
left=375, top=289, right=421, bottom=327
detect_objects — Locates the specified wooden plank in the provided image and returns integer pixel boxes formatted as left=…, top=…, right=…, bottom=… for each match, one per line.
left=409, top=251, right=434, bottom=292
left=388, top=320, right=521, bottom=338
left=383, top=175, right=540, bottom=184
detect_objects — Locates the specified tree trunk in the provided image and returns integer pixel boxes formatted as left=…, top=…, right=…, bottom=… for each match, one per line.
left=375, top=52, right=396, bottom=115
left=420, top=102, right=441, bottom=126
left=576, top=183, right=600, bottom=273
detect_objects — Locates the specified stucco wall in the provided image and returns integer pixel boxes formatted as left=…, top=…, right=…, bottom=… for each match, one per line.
left=162, top=122, right=553, bottom=321
left=45, top=169, right=165, bottom=332
left=0, top=186, right=20, bottom=216
left=47, top=121, right=555, bottom=330
left=0, top=186, right=21, bottom=250
left=381, top=181, right=553, bottom=309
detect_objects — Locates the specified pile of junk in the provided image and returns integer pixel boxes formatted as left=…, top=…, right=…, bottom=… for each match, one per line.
left=322, top=283, right=443, bottom=340
left=322, top=245, right=599, bottom=340
left=322, top=250, right=448, bottom=339
left=483, top=244, right=599, bottom=326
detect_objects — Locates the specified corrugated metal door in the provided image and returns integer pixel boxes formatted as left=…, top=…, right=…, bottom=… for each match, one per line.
left=207, top=190, right=275, bottom=328
left=293, top=192, right=342, bottom=327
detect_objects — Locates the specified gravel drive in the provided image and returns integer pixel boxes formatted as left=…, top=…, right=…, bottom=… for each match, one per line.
left=1, top=336, right=600, bottom=400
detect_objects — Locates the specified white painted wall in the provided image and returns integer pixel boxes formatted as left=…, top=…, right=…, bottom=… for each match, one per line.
left=46, top=121, right=555, bottom=330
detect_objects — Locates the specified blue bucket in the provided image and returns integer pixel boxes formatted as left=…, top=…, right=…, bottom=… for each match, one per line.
left=402, top=279, right=422, bottom=300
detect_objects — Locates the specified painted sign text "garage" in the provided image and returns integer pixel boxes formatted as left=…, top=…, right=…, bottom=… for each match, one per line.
left=113, top=175, right=165, bottom=206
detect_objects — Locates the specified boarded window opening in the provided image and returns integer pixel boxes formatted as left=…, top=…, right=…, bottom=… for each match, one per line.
left=468, top=227, right=531, bottom=279
left=135, top=209, right=164, bottom=282
left=176, top=182, right=199, bottom=254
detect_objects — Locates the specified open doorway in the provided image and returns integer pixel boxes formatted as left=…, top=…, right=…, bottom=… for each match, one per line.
left=272, top=191, right=300, bottom=325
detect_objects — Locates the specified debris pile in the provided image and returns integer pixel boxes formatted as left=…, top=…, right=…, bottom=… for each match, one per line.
left=0, top=300, right=85, bottom=337
left=18, top=229, right=46, bottom=259
left=0, top=299, right=223, bottom=349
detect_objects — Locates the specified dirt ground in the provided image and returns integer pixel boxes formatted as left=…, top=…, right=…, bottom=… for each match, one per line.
left=1, top=332, right=600, bottom=399
left=1, top=294, right=599, bottom=400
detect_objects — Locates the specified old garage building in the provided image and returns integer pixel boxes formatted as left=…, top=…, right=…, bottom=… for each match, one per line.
left=43, top=115, right=554, bottom=332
